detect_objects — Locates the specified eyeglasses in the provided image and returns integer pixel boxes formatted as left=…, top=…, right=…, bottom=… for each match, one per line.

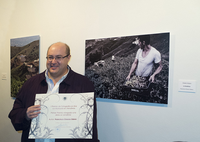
left=46, top=55, right=69, bottom=62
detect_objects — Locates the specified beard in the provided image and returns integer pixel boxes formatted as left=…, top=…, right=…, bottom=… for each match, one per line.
left=140, top=44, right=145, bottom=50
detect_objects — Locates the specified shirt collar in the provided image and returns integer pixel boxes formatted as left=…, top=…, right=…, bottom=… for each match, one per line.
left=45, top=66, right=70, bottom=82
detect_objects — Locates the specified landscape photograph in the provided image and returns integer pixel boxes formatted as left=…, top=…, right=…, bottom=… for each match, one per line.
left=85, top=33, right=170, bottom=104
left=10, top=35, right=40, bottom=97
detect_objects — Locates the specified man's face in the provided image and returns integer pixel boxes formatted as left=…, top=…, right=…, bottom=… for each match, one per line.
left=46, top=43, right=71, bottom=79
left=138, top=39, right=145, bottom=50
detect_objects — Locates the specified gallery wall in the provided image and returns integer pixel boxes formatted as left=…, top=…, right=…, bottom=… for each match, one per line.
left=1, top=0, right=200, bottom=142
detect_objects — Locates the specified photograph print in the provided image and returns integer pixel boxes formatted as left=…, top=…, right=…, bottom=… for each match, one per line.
left=11, top=35, right=40, bottom=97
left=85, top=32, right=170, bottom=104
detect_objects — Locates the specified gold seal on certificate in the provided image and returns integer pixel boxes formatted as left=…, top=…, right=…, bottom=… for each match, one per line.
left=28, top=92, right=94, bottom=139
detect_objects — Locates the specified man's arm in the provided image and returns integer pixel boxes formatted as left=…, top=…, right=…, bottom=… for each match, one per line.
left=8, top=96, right=31, bottom=131
left=9, top=99, right=41, bottom=130
left=126, top=58, right=138, bottom=80
left=149, top=61, right=163, bottom=82
left=8, top=77, right=42, bottom=131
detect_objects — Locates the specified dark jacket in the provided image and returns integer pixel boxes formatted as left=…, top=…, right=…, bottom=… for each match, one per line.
left=9, top=68, right=99, bottom=142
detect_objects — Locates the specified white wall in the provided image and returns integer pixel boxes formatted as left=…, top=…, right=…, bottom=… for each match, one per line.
left=1, top=0, right=200, bottom=142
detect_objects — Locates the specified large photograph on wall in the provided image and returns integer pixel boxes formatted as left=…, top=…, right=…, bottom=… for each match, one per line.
left=85, top=33, right=169, bottom=104
left=11, top=35, right=40, bottom=97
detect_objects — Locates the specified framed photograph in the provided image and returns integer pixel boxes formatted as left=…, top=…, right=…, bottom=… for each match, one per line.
left=10, top=35, right=40, bottom=97
left=85, top=33, right=169, bottom=104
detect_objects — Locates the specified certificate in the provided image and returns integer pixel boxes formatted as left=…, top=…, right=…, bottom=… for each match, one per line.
left=28, top=92, right=94, bottom=139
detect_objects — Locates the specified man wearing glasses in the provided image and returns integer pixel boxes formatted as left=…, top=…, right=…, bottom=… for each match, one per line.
left=9, top=42, right=99, bottom=142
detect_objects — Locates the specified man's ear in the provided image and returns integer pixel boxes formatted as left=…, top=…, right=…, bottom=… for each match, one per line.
left=67, top=55, right=71, bottom=62
left=68, top=55, right=71, bottom=59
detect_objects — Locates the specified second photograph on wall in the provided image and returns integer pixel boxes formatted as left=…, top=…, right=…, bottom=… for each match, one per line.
left=85, top=32, right=170, bottom=104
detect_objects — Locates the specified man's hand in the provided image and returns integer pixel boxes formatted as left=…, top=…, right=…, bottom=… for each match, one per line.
left=149, top=75, right=155, bottom=82
left=26, top=105, right=41, bottom=120
left=149, top=61, right=162, bottom=83
left=126, top=75, right=131, bottom=80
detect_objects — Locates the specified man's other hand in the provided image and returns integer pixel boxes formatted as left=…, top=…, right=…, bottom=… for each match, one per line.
left=26, top=105, right=41, bottom=120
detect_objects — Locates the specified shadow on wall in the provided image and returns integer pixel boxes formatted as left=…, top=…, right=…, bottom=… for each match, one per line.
left=97, top=101, right=125, bottom=142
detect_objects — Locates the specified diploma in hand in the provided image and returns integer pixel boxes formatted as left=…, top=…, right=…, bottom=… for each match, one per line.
left=28, top=92, right=94, bottom=139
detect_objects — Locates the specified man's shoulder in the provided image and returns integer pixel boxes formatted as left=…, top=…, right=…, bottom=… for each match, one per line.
left=136, top=48, right=142, bottom=55
left=151, top=46, right=160, bottom=54
left=151, top=46, right=159, bottom=52
left=69, top=69, right=90, bottom=81
left=137, top=48, right=142, bottom=52
left=64, top=69, right=94, bottom=92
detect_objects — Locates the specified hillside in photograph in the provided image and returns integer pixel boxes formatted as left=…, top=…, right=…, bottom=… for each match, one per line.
left=11, top=40, right=39, bottom=97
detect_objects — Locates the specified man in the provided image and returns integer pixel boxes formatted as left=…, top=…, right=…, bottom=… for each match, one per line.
left=9, top=42, right=99, bottom=142
left=126, top=35, right=162, bottom=82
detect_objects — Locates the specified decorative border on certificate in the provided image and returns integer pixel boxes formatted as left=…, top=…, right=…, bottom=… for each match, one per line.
left=29, top=92, right=94, bottom=139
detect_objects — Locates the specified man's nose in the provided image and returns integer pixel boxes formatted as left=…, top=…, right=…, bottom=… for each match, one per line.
left=51, top=57, right=57, bottom=62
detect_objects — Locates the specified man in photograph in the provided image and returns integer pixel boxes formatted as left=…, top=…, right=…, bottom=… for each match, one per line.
left=126, top=35, right=163, bottom=82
